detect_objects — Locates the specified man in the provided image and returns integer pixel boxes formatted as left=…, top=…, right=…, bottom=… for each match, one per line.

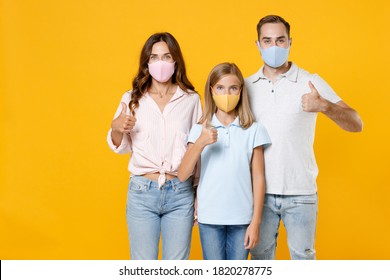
left=246, top=15, right=362, bottom=260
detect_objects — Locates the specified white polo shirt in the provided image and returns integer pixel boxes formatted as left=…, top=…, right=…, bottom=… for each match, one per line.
left=245, top=62, right=341, bottom=195
left=188, top=114, right=271, bottom=225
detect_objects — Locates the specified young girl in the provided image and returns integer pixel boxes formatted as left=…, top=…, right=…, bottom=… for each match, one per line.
left=178, top=62, right=271, bottom=260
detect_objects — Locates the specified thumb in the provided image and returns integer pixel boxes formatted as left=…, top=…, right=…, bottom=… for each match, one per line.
left=308, top=81, right=319, bottom=95
left=120, top=102, right=128, bottom=115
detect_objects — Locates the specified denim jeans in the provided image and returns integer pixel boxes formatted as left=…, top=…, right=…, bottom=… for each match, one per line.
left=250, top=193, right=318, bottom=260
left=199, top=223, right=249, bottom=260
left=126, top=175, right=194, bottom=260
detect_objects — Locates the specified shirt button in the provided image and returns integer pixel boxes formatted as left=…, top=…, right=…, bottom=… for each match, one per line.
left=271, top=90, right=274, bottom=93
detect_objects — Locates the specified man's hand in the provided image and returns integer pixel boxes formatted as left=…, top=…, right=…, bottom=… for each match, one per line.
left=302, top=81, right=328, bottom=112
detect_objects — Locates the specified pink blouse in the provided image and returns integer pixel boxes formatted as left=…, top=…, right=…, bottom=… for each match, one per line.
left=107, top=87, right=202, bottom=186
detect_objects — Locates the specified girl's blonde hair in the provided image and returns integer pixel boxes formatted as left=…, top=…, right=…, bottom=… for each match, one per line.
left=200, top=62, right=254, bottom=129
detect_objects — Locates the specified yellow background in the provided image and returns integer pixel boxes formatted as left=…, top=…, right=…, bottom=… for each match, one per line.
left=1, top=0, right=389, bottom=260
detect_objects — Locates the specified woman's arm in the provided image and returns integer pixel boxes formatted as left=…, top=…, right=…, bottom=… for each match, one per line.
left=178, top=143, right=202, bottom=182
left=244, top=146, right=265, bottom=249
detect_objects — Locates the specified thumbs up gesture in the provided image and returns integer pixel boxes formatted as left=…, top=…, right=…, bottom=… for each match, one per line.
left=301, top=81, right=327, bottom=112
left=111, top=102, right=137, bottom=135
left=196, top=120, right=218, bottom=148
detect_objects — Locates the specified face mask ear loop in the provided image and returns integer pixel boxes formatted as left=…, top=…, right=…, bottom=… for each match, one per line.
left=210, top=87, right=216, bottom=97
left=256, top=40, right=261, bottom=51
left=210, top=87, right=217, bottom=113
left=285, top=39, right=292, bottom=55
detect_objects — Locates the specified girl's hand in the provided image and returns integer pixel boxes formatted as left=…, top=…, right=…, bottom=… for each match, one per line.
left=196, top=120, right=217, bottom=148
left=111, top=102, right=137, bottom=135
left=244, top=222, right=260, bottom=249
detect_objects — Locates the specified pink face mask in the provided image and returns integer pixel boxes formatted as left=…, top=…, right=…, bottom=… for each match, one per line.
left=148, top=60, right=176, bottom=83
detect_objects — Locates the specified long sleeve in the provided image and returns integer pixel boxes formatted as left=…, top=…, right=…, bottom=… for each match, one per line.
left=106, top=91, right=132, bottom=154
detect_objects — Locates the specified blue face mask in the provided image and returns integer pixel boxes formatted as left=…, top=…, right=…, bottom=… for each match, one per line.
left=257, top=41, right=290, bottom=68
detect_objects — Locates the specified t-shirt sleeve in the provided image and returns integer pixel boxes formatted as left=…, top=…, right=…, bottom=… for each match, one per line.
left=311, top=74, right=342, bottom=104
left=187, top=124, right=202, bottom=144
left=253, top=122, right=272, bottom=149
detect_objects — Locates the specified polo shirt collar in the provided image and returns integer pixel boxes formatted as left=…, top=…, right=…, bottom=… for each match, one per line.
left=254, top=62, right=299, bottom=83
left=280, top=62, right=299, bottom=82
left=211, top=114, right=241, bottom=128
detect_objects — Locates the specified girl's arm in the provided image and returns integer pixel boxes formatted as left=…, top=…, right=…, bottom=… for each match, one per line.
left=178, top=121, right=217, bottom=182
left=244, top=146, right=265, bottom=249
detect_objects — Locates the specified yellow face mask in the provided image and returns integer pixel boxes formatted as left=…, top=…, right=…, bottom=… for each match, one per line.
left=212, top=93, right=240, bottom=113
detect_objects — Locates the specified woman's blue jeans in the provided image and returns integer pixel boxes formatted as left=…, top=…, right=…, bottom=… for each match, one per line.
left=126, top=175, right=194, bottom=260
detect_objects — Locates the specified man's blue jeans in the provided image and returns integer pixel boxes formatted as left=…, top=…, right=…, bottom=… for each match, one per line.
left=126, top=176, right=194, bottom=260
left=250, top=193, right=318, bottom=260
left=199, top=223, right=249, bottom=260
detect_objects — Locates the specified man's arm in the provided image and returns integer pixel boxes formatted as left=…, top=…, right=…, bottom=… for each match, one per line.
left=322, top=100, right=363, bottom=132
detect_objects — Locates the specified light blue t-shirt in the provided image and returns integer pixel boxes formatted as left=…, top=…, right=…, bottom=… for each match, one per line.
left=188, top=114, right=271, bottom=225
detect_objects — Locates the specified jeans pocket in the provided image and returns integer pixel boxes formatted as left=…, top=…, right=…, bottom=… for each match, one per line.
left=128, top=179, right=148, bottom=193
left=173, top=179, right=193, bottom=193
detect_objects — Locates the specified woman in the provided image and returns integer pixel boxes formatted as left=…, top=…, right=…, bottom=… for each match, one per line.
left=107, top=32, right=202, bottom=260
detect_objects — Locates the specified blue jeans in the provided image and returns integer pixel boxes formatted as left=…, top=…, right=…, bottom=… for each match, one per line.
left=126, top=176, right=194, bottom=260
left=250, top=194, right=318, bottom=260
left=199, top=223, right=249, bottom=260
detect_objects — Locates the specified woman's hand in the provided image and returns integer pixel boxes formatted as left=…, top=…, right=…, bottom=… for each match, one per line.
left=111, top=102, right=137, bottom=135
